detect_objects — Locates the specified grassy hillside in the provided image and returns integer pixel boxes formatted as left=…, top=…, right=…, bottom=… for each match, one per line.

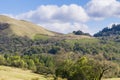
left=0, top=65, right=119, bottom=80
left=0, top=66, right=53, bottom=80
left=0, top=15, right=120, bottom=80
left=103, top=78, right=120, bottom=80
left=0, top=15, right=56, bottom=38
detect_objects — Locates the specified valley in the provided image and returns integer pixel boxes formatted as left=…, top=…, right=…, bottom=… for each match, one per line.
left=0, top=15, right=120, bottom=80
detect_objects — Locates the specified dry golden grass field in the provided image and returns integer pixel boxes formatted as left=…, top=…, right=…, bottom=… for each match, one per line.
left=0, top=15, right=56, bottom=38
left=103, top=78, right=120, bottom=80
left=0, top=66, right=119, bottom=80
left=0, top=66, right=54, bottom=80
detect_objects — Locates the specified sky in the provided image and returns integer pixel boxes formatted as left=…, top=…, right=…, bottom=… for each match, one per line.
left=0, top=0, right=120, bottom=35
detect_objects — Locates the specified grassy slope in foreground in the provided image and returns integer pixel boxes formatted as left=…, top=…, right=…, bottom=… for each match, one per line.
left=0, top=66, right=53, bottom=80
left=0, top=66, right=119, bottom=80
left=103, top=78, right=120, bottom=80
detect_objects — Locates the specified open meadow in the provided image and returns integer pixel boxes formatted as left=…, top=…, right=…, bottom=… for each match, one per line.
left=0, top=66, right=53, bottom=80
left=0, top=65, right=119, bottom=80
left=103, top=78, right=120, bottom=80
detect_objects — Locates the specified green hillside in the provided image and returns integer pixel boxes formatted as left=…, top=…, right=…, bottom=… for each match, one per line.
left=0, top=15, right=120, bottom=80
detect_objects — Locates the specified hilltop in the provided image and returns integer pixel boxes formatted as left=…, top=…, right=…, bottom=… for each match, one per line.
left=94, top=24, right=120, bottom=37
left=0, top=15, right=92, bottom=39
left=0, top=15, right=57, bottom=38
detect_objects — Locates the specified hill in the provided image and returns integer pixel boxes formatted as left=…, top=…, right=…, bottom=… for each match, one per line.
left=0, top=15, right=93, bottom=40
left=0, top=15, right=120, bottom=79
left=0, top=15, right=57, bottom=38
left=94, top=24, right=120, bottom=37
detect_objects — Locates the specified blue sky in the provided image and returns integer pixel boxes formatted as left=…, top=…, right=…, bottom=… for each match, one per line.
left=0, top=0, right=120, bottom=35
left=0, top=0, right=89, bottom=14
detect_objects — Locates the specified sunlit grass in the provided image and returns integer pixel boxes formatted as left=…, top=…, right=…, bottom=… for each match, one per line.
left=103, top=78, right=120, bottom=80
left=0, top=66, right=53, bottom=80
left=0, top=66, right=119, bottom=80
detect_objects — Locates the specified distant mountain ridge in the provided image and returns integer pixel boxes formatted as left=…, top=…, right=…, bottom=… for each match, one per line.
left=94, top=24, right=120, bottom=37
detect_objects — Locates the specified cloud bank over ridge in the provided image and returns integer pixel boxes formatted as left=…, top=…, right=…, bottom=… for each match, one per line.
left=5, top=0, right=120, bottom=34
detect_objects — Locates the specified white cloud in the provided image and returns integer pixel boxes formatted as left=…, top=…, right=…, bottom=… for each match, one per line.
left=86, top=0, right=120, bottom=19
left=52, top=4, right=89, bottom=22
left=16, top=4, right=89, bottom=23
left=15, top=4, right=89, bottom=34
left=39, top=22, right=89, bottom=34
left=3, top=1, right=120, bottom=34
